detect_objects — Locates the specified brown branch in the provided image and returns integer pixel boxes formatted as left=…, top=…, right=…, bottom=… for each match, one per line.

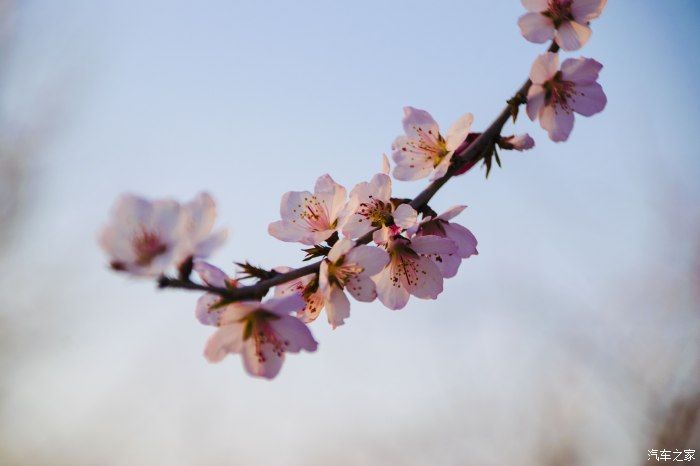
left=158, top=41, right=560, bottom=302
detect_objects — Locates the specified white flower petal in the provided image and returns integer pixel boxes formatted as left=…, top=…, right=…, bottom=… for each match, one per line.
left=445, top=113, right=474, bottom=151
left=373, top=265, right=411, bottom=310
left=204, top=323, right=244, bottom=363
left=437, top=205, right=467, bottom=222
left=529, top=53, right=558, bottom=85
left=325, top=287, right=351, bottom=329
left=555, top=20, right=591, bottom=51
left=393, top=203, right=418, bottom=229
left=518, top=12, right=555, bottom=44
left=345, top=274, right=377, bottom=302
left=346, top=245, right=390, bottom=276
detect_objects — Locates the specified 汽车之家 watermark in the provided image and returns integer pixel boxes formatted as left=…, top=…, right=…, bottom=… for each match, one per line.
left=648, top=449, right=695, bottom=462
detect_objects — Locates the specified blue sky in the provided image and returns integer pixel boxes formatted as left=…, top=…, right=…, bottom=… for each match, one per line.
left=1, top=1, right=699, bottom=464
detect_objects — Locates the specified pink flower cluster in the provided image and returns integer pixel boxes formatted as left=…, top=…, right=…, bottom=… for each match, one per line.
left=520, top=0, right=608, bottom=142
left=99, top=2, right=608, bottom=380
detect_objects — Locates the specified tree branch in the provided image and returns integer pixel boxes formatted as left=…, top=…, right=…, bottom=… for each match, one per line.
left=158, top=41, right=560, bottom=302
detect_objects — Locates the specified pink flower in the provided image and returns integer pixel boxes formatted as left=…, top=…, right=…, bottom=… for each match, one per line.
left=273, top=267, right=325, bottom=324
left=499, top=134, right=535, bottom=151
left=373, top=235, right=457, bottom=310
left=193, top=260, right=238, bottom=326
left=518, top=0, right=607, bottom=51
left=339, top=173, right=417, bottom=245
left=318, top=239, right=390, bottom=328
left=204, top=295, right=318, bottom=379
left=526, top=53, right=607, bottom=142
left=408, top=206, right=478, bottom=278
left=99, top=194, right=182, bottom=277
left=392, top=107, right=474, bottom=181
left=268, top=174, right=346, bottom=246
left=176, top=192, right=228, bottom=264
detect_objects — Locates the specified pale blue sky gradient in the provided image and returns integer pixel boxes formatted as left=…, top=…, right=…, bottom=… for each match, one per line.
left=1, top=1, right=699, bottom=464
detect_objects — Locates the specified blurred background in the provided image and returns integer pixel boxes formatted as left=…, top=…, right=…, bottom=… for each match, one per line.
left=1, top=0, right=699, bottom=464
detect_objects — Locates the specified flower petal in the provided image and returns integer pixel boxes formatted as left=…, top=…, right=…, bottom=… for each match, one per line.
left=526, top=84, right=546, bottom=121
left=540, top=105, right=575, bottom=142
left=518, top=12, right=555, bottom=44
left=346, top=274, right=377, bottom=302
left=411, top=235, right=458, bottom=255
left=270, top=315, right=318, bottom=352
left=571, top=0, right=607, bottom=23
left=443, top=222, right=478, bottom=258
left=393, top=203, right=418, bottom=230
left=381, top=153, right=390, bottom=175
left=325, top=287, right=351, bottom=329
left=392, top=159, right=434, bottom=181
left=204, top=323, right=244, bottom=363
left=431, top=252, right=462, bottom=279
left=560, top=57, right=603, bottom=85
left=268, top=220, right=311, bottom=243
left=445, top=113, right=474, bottom=151
left=404, top=256, right=444, bottom=299
left=529, top=52, right=558, bottom=85
left=328, top=238, right=355, bottom=263
left=193, top=260, right=229, bottom=288
left=195, top=293, right=225, bottom=326
left=264, top=294, right=306, bottom=316
left=372, top=227, right=390, bottom=245
left=402, top=106, right=439, bottom=139
left=374, top=265, right=411, bottom=310
left=555, top=20, right=591, bottom=51
left=313, top=174, right=346, bottom=223
left=437, top=205, right=467, bottom=222
left=241, top=340, right=284, bottom=379
left=346, top=244, right=390, bottom=276
left=184, top=192, right=217, bottom=241
left=429, top=153, right=453, bottom=181
left=521, top=0, right=549, bottom=12
left=571, top=82, right=607, bottom=116
left=193, top=229, right=229, bottom=258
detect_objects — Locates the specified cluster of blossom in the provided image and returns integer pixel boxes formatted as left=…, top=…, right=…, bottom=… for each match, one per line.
left=99, top=0, right=608, bottom=379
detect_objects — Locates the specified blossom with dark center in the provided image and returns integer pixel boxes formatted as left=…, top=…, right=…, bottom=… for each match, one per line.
left=99, top=194, right=182, bottom=277
left=407, top=206, right=478, bottom=278
left=527, top=52, right=606, bottom=142
left=318, top=239, right=389, bottom=328
left=373, top=235, right=457, bottom=310
left=204, top=295, right=318, bottom=379
left=339, top=173, right=417, bottom=245
left=392, top=106, right=474, bottom=181
left=269, top=174, right=346, bottom=245
left=518, top=0, right=607, bottom=51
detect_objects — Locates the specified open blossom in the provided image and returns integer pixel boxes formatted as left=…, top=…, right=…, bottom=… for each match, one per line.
left=318, top=239, right=390, bottom=328
left=518, top=0, right=607, bottom=51
left=527, top=53, right=606, bottom=142
left=99, top=194, right=182, bottom=277
left=176, top=192, right=228, bottom=264
left=373, top=235, right=457, bottom=310
left=193, top=261, right=238, bottom=326
left=392, top=106, right=473, bottom=181
left=499, top=134, right=535, bottom=151
left=268, top=174, right=346, bottom=245
left=204, top=295, right=318, bottom=379
left=339, top=173, right=417, bottom=245
left=273, top=267, right=325, bottom=324
left=408, top=206, right=478, bottom=278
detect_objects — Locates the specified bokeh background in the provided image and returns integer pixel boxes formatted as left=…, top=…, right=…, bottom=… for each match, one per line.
left=1, top=1, right=699, bottom=465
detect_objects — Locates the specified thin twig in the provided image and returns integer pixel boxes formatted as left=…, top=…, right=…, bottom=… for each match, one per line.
left=158, top=41, right=560, bottom=302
